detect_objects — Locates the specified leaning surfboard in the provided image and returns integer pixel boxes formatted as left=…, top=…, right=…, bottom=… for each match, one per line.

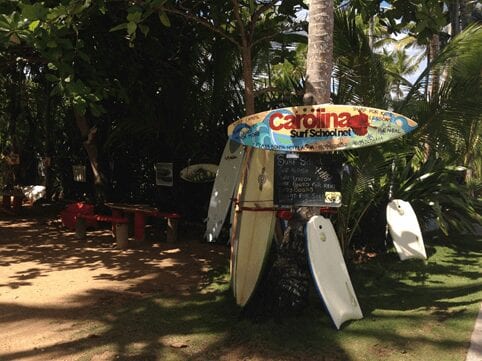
left=227, top=104, right=418, bottom=152
left=386, top=199, right=427, bottom=260
left=233, top=148, right=276, bottom=307
left=306, top=215, right=363, bottom=329
left=205, top=140, right=245, bottom=242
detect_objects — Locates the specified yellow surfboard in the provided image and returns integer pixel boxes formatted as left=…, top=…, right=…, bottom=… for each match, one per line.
left=228, top=104, right=418, bottom=152
left=232, top=148, right=276, bottom=307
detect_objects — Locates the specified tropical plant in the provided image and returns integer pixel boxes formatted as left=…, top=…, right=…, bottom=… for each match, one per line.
left=335, top=23, right=482, bottom=254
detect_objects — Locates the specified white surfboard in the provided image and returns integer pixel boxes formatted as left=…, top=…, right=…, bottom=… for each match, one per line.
left=386, top=199, right=427, bottom=260
left=306, top=215, right=363, bottom=329
left=205, top=140, right=245, bottom=242
left=233, top=148, right=276, bottom=307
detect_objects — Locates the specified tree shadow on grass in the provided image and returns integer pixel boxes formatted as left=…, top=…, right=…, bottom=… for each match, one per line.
left=349, top=233, right=482, bottom=317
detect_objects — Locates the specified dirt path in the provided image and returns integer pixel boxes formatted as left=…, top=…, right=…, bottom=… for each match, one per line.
left=0, top=210, right=228, bottom=361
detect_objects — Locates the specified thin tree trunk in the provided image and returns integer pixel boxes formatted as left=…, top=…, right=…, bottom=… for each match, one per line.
left=73, top=110, right=107, bottom=202
left=428, top=33, right=440, bottom=99
left=241, top=45, right=255, bottom=115
left=368, top=16, right=375, bottom=50
left=449, top=0, right=461, bottom=37
left=460, top=0, right=470, bottom=30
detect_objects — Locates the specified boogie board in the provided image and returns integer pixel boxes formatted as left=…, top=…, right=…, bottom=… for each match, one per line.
left=306, top=215, right=363, bottom=329
left=233, top=148, right=276, bottom=307
left=386, top=199, right=427, bottom=260
left=228, top=104, right=418, bottom=152
left=180, top=163, right=218, bottom=183
left=205, top=140, right=245, bottom=242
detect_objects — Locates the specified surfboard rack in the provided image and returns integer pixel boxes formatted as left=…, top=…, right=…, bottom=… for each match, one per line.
left=319, top=207, right=338, bottom=215
left=238, top=206, right=279, bottom=212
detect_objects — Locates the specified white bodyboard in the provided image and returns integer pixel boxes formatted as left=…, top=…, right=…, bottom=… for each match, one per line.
left=205, top=140, right=245, bottom=242
left=306, top=215, right=363, bottom=329
left=386, top=199, right=427, bottom=260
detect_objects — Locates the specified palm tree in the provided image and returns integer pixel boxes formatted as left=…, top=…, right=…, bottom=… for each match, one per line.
left=380, top=46, right=425, bottom=101
left=246, top=0, right=336, bottom=317
left=303, top=0, right=334, bottom=105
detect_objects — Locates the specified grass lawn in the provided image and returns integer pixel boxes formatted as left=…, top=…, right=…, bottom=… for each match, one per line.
left=76, top=233, right=481, bottom=361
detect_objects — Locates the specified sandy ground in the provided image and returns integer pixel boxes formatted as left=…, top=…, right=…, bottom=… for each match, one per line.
left=0, top=207, right=228, bottom=361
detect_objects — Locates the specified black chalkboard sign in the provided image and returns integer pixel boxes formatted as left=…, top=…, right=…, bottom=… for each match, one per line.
left=274, top=153, right=342, bottom=208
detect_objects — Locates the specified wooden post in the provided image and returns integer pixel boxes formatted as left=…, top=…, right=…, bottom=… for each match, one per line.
left=115, top=223, right=129, bottom=249
left=112, top=209, right=123, bottom=237
left=75, top=218, right=87, bottom=239
left=2, top=194, right=11, bottom=209
left=166, top=218, right=178, bottom=243
left=134, top=212, right=145, bottom=243
left=12, top=195, right=22, bottom=212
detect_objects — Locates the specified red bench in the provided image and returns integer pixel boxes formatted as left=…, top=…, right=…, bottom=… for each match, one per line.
left=75, top=214, right=129, bottom=248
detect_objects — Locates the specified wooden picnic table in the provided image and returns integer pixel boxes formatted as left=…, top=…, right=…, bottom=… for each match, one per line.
left=104, top=202, right=181, bottom=243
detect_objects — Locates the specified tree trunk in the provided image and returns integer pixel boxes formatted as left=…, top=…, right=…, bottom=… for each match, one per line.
left=428, top=33, right=440, bottom=99
left=247, top=0, right=335, bottom=318
left=449, top=0, right=461, bottom=37
left=303, top=0, right=334, bottom=105
left=459, top=0, right=470, bottom=30
left=241, top=45, right=256, bottom=115
left=73, top=110, right=108, bottom=203
left=368, top=16, right=375, bottom=50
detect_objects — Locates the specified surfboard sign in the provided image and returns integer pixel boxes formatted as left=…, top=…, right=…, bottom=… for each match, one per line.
left=180, top=163, right=218, bottom=183
left=227, top=104, right=418, bottom=152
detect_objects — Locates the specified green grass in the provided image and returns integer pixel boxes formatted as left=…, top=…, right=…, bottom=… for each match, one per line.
left=75, top=234, right=481, bottom=361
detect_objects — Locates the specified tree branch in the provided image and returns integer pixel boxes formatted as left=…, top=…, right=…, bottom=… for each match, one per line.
left=254, top=86, right=304, bottom=97
left=231, top=0, right=247, bottom=48
left=161, top=6, right=241, bottom=48
left=249, top=0, right=277, bottom=43
left=251, top=32, right=277, bottom=47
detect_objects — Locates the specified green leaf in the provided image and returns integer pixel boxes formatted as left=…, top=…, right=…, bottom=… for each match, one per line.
left=127, top=11, right=142, bottom=23
left=28, top=20, right=40, bottom=32
left=77, top=50, right=90, bottom=63
left=89, top=103, right=105, bottom=117
left=159, top=11, right=170, bottom=27
left=109, top=23, right=127, bottom=32
left=47, top=40, right=57, bottom=48
left=413, top=20, right=428, bottom=34
left=249, top=0, right=255, bottom=15
left=99, top=2, right=107, bottom=15
left=21, top=4, right=47, bottom=21
left=151, top=0, right=168, bottom=5
left=139, top=24, right=149, bottom=37
left=127, top=21, right=137, bottom=35
left=50, top=85, right=60, bottom=96
left=45, top=74, right=58, bottom=82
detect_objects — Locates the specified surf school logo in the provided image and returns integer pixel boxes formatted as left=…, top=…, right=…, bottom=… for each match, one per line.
left=268, top=108, right=369, bottom=138
left=228, top=105, right=417, bottom=152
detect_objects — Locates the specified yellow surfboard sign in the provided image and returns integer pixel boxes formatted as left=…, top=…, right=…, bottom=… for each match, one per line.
left=228, top=104, right=417, bottom=152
